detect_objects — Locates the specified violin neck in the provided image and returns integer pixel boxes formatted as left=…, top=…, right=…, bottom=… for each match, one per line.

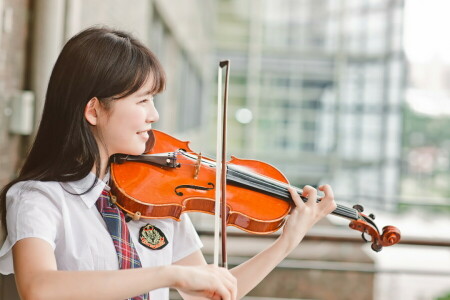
left=227, top=165, right=359, bottom=221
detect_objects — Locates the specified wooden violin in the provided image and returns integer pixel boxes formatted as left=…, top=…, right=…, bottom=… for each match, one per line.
left=109, top=129, right=401, bottom=252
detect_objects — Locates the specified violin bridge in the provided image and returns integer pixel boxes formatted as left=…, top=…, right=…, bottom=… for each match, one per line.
left=194, top=152, right=202, bottom=179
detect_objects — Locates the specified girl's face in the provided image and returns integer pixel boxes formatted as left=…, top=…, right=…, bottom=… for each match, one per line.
left=93, top=76, right=159, bottom=158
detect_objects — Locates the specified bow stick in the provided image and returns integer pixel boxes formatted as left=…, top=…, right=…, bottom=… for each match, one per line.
left=214, top=60, right=230, bottom=268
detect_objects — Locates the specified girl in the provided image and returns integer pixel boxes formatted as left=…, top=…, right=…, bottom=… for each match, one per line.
left=0, top=26, right=336, bottom=300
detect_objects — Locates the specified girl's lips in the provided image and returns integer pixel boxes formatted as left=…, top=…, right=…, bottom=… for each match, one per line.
left=137, top=128, right=151, bottom=134
left=137, top=130, right=149, bottom=140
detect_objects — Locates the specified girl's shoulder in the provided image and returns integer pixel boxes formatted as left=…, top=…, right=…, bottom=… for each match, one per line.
left=2, top=180, right=67, bottom=261
left=6, top=180, right=65, bottom=208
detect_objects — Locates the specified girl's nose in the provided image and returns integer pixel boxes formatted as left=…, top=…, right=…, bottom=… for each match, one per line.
left=146, top=105, right=159, bottom=124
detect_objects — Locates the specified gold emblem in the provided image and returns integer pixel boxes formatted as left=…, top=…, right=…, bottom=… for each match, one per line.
left=139, top=224, right=168, bottom=250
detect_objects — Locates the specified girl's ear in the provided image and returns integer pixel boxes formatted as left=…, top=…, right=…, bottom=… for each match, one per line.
left=84, top=97, right=100, bottom=125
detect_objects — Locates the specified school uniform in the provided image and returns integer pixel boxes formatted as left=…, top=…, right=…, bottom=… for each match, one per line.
left=0, top=172, right=203, bottom=299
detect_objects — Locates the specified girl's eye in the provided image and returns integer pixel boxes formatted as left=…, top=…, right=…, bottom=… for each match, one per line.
left=139, top=97, right=153, bottom=104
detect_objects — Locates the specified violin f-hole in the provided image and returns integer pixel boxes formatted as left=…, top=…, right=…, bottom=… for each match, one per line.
left=174, top=183, right=215, bottom=196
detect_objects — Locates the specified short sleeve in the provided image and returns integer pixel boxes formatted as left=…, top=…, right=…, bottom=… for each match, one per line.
left=4, top=181, right=62, bottom=250
left=171, top=214, right=203, bottom=263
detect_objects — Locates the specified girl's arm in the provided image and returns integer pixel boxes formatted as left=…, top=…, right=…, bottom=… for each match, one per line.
left=229, top=185, right=336, bottom=296
left=13, top=238, right=236, bottom=300
left=175, top=184, right=336, bottom=300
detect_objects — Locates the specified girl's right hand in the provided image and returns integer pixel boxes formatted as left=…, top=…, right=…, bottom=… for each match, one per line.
left=172, top=264, right=237, bottom=300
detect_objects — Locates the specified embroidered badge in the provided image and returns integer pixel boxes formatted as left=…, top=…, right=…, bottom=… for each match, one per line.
left=139, top=224, right=168, bottom=250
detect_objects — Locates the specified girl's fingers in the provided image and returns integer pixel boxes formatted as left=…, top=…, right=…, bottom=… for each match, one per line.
left=212, top=283, right=230, bottom=300
left=201, top=280, right=231, bottom=300
left=211, top=267, right=236, bottom=300
left=177, top=265, right=237, bottom=300
left=301, top=185, right=317, bottom=205
left=318, top=184, right=337, bottom=213
left=288, top=187, right=303, bottom=208
left=318, top=184, right=334, bottom=201
left=218, top=268, right=237, bottom=300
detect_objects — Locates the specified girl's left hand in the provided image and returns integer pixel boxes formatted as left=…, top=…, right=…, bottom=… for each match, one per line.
left=280, top=184, right=337, bottom=252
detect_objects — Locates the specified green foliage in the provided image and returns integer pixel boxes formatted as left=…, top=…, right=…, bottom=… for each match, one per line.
left=401, top=105, right=450, bottom=209
left=403, top=106, right=450, bottom=148
left=435, top=291, right=450, bottom=300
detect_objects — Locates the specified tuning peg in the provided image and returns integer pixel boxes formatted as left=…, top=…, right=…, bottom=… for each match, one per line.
left=369, top=213, right=376, bottom=220
left=371, top=243, right=382, bottom=252
left=353, top=204, right=364, bottom=212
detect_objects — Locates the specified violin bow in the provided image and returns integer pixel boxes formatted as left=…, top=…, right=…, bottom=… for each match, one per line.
left=214, top=60, right=230, bottom=268
left=213, top=60, right=400, bottom=257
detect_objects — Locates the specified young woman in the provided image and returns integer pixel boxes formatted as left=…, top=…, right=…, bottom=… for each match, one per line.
left=0, top=26, right=336, bottom=300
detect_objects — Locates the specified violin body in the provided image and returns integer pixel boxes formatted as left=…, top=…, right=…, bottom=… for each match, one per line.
left=111, top=130, right=291, bottom=234
left=111, top=130, right=401, bottom=251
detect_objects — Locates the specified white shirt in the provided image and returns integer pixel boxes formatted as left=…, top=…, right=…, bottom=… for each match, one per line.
left=0, top=172, right=203, bottom=299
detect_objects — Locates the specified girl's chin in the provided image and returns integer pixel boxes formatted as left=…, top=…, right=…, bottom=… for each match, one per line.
left=128, top=148, right=146, bottom=155
left=118, top=145, right=146, bottom=156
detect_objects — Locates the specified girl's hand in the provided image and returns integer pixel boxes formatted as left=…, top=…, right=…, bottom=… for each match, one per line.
left=173, top=264, right=237, bottom=300
left=280, top=184, right=337, bottom=252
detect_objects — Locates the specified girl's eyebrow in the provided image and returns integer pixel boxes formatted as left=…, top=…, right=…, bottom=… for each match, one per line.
left=137, top=90, right=153, bottom=97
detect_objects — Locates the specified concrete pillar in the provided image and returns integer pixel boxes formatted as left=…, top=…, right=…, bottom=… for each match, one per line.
left=30, top=0, right=66, bottom=125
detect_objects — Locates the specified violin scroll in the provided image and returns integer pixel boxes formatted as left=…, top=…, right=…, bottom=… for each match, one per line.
left=381, top=225, right=401, bottom=247
left=349, top=208, right=401, bottom=252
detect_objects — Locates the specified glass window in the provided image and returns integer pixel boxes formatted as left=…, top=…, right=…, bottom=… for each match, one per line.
left=385, top=113, right=401, bottom=158
left=357, top=167, right=380, bottom=198
left=360, top=114, right=382, bottom=160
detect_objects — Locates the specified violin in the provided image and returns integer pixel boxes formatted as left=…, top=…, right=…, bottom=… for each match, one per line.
left=109, top=129, right=401, bottom=252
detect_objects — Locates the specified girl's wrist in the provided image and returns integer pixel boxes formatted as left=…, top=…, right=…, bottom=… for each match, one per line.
left=274, top=233, right=296, bottom=257
left=155, top=265, right=181, bottom=289
left=278, top=227, right=308, bottom=254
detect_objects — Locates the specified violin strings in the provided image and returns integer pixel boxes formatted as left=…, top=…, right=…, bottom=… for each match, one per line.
left=175, top=151, right=359, bottom=220
left=227, top=166, right=358, bottom=220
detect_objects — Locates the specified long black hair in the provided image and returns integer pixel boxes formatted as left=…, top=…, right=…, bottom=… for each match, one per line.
left=1, top=26, right=166, bottom=231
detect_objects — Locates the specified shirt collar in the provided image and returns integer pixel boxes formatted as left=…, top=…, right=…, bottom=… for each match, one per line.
left=66, top=172, right=111, bottom=208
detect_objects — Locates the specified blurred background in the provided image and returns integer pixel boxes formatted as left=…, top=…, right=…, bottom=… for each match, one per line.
left=0, top=0, right=449, bottom=299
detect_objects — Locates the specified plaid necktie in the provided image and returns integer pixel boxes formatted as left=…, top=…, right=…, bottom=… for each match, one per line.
left=96, top=188, right=149, bottom=300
